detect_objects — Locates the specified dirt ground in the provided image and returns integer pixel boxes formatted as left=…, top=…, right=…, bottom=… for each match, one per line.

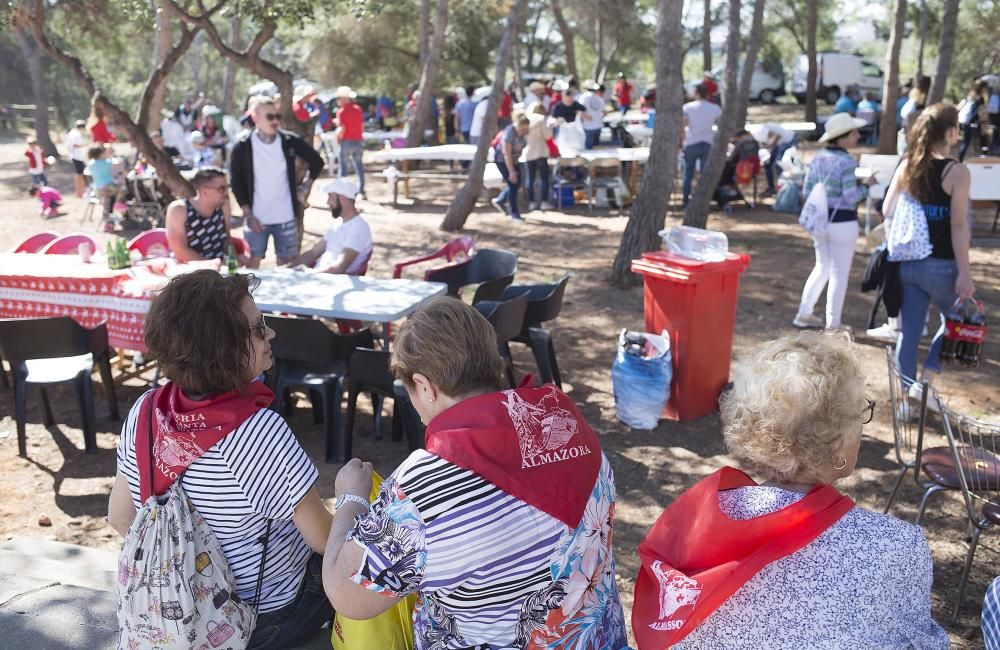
left=0, top=107, right=998, bottom=647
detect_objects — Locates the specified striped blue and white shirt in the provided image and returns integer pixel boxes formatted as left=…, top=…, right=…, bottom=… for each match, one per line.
left=116, top=390, right=318, bottom=612
left=348, top=449, right=628, bottom=650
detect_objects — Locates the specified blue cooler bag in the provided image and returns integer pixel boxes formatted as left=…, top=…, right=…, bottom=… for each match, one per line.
left=612, top=329, right=672, bottom=430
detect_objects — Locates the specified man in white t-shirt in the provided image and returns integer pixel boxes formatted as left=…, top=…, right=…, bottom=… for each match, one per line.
left=285, top=178, right=372, bottom=275
left=65, top=119, right=88, bottom=197
left=470, top=97, right=490, bottom=145
left=579, top=81, right=606, bottom=149
left=681, top=84, right=722, bottom=205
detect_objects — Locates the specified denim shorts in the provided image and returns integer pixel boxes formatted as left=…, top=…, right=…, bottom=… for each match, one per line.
left=244, top=220, right=299, bottom=259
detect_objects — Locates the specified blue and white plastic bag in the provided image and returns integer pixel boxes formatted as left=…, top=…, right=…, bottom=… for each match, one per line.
left=612, top=329, right=672, bottom=430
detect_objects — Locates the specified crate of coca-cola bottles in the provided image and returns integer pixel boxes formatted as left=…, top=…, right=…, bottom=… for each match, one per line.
left=941, top=299, right=988, bottom=368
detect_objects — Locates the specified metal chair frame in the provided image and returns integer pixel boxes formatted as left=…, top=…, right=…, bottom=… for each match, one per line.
left=938, top=401, right=1000, bottom=624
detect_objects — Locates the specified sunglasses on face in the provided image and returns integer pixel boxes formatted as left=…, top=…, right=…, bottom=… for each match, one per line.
left=250, top=314, right=268, bottom=340
left=263, top=113, right=281, bottom=122
left=203, top=184, right=229, bottom=192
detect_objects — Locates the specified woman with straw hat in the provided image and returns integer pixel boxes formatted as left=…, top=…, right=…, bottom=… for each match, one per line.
left=792, top=113, right=877, bottom=332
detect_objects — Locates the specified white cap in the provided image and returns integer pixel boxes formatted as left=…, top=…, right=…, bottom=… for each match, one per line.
left=321, top=178, right=359, bottom=199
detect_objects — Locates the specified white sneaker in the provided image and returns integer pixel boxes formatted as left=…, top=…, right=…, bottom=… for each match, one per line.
left=528, top=202, right=540, bottom=211
left=908, top=382, right=942, bottom=413
left=792, top=313, right=824, bottom=328
left=540, top=201, right=554, bottom=211
left=895, top=401, right=917, bottom=423
left=866, top=323, right=899, bottom=343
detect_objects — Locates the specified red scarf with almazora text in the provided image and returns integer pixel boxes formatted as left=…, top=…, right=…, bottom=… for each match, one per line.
left=135, top=381, right=274, bottom=502
left=632, top=467, right=854, bottom=648
left=424, top=384, right=601, bottom=529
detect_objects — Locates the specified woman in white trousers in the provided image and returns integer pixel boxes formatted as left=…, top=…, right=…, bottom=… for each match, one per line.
left=794, top=113, right=877, bottom=331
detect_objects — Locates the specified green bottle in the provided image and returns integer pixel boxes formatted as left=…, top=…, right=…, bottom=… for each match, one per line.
left=106, top=241, right=116, bottom=269
left=117, top=239, right=130, bottom=268
left=227, top=243, right=238, bottom=275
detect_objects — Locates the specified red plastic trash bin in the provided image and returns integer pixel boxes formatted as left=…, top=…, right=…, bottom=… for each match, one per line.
left=631, top=250, right=750, bottom=421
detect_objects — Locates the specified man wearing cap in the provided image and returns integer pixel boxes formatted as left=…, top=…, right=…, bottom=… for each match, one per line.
left=335, top=86, right=366, bottom=198
left=579, top=80, right=606, bottom=149
left=524, top=81, right=548, bottom=111
left=284, top=178, right=372, bottom=275
left=65, top=119, right=89, bottom=197
left=230, top=95, right=325, bottom=268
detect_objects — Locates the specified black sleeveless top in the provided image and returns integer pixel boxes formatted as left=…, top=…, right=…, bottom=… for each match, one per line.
left=918, top=159, right=955, bottom=260
left=184, top=199, right=228, bottom=261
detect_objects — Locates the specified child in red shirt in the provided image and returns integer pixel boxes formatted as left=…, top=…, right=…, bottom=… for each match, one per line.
left=25, top=136, right=52, bottom=186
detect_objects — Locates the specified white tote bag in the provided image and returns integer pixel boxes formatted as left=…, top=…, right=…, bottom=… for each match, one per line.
left=886, top=191, right=933, bottom=261
left=798, top=169, right=833, bottom=236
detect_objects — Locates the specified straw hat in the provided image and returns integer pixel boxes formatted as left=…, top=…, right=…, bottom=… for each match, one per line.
left=528, top=81, right=545, bottom=94
left=818, top=112, right=869, bottom=143
left=335, top=85, right=357, bottom=99
left=293, top=85, right=316, bottom=103
left=322, top=178, right=358, bottom=199
left=552, top=79, right=569, bottom=92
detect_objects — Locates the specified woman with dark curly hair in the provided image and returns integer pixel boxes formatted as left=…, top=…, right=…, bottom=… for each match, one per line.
left=107, top=270, right=333, bottom=649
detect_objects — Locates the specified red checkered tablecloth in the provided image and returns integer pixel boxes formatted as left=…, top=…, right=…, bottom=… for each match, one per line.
left=0, top=253, right=173, bottom=352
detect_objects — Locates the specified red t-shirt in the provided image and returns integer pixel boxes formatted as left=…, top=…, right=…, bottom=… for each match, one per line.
left=90, top=119, right=116, bottom=144
left=336, top=102, right=364, bottom=141
left=614, top=80, right=633, bottom=106
left=703, top=78, right=719, bottom=100
left=499, top=93, right=513, bottom=118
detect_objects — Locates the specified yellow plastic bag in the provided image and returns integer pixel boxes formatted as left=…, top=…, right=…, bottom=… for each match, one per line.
left=331, top=472, right=416, bottom=650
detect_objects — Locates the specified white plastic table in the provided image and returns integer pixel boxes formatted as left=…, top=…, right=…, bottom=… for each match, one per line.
left=249, top=269, right=446, bottom=345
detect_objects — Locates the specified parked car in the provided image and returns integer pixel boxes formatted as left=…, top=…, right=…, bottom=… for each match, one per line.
left=684, top=61, right=785, bottom=104
left=790, top=52, right=883, bottom=105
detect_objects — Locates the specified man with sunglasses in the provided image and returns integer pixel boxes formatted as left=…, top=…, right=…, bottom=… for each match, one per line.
left=230, top=95, right=324, bottom=268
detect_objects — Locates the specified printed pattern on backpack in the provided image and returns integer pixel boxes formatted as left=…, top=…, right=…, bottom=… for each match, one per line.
left=117, top=482, right=256, bottom=650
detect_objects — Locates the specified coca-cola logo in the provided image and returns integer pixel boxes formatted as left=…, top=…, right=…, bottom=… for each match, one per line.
left=947, top=322, right=987, bottom=343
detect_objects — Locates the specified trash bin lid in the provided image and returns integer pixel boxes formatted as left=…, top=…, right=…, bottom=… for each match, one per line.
left=631, top=250, right=750, bottom=283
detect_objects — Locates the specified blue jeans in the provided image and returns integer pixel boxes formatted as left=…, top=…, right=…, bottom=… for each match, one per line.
left=338, top=139, right=365, bottom=193
left=495, top=160, right=523, bottom=218
left=247, top=553, right=333, bottom=650
left=584, top=129, right=602, bottom=149
left=245, top=219, right=299, bottom=262
left=896, top=257, right=958, bottom=381
left=30, top=173, right=47, bottom=186
left=525, top=158, right=550, bottom=205
left=683, top=142, right=711, bottom=205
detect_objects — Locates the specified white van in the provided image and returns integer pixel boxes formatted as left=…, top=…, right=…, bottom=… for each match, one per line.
left=790, top=53, right=883, bottom=104
left=684, top=61, right=785, bottom=104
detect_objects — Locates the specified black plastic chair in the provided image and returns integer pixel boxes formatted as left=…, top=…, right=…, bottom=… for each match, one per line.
left=267, top=316, right=374, bottom=463
left=425, top=248, right=518, bottom=304
left=0, top=317, right=119, bottom=456
left=343, top=348, right=425, bottom=462
left=500, top=274, right=570, bottom=388
left=474, top=291, right=530, bottom=388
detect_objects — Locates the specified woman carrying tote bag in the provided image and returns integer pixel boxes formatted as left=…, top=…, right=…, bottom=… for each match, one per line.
left=792, top=113, right=877, bottom=332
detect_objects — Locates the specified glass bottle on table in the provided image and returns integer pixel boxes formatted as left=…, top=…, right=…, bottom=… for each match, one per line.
left=227, top=243, right=238, bottom=275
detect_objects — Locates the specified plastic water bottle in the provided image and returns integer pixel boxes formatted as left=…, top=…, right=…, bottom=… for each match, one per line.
left=659, top=226, right=729, bottom=262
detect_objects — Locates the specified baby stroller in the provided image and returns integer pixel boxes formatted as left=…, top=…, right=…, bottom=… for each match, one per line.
left=714, top=132, right=760, bottom=212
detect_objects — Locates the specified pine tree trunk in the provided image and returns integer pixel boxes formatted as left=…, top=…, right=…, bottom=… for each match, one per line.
left=734, top=0, right=766, bottom=129
left=609, top=0, right=685, bottom=288
left=551, top=0, right=578, bottom=81
left=916, top=0, right=928, bottom=80
left=145, top=1, right=172, bottom=131
left=805, top=0, right=818, bottom=123
left=929, top=0, right=959, bottom=103
left=702, top=0, right=712, bottom=72
left=682, top=0, right=742, bottom=230
left=221, top=12, right=242, bottom=114
left=407, top=0, right=448, bottom=147
left=878, top=0, right=907, bottom=154
left=418, top=0, right=430, bottom=67
left=15, top=27, right=57, bottom=157
left=440, top=0, right=527, bottom=232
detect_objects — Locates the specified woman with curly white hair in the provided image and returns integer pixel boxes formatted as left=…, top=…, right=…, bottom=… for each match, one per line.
left=632, top=331, right=948, bottom=649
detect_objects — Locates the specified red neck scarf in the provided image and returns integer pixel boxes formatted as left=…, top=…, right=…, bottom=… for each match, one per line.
left=136, top=381, right=274, bottom=501
left=632, top=467, right=854, bottom=648
left=424, top=384, right=601, bottom=528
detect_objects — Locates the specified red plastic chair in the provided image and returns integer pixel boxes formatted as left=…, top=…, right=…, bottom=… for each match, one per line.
left=230, top=237, right=249, bottom=257
left=13, top=231, right=59, bottom=253
left=127, top=229, right=170, bottom=258
left=392, top=236, right=475, bottom=279
left=40, top=233, right=99, bottom=256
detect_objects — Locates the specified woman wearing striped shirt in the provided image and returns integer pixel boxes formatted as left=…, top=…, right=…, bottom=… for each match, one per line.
left=793, top=113, right=878, bottom=331
left=107, top=271, right=334, bottom=649
left=323, top=297, right=628, bottom=649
